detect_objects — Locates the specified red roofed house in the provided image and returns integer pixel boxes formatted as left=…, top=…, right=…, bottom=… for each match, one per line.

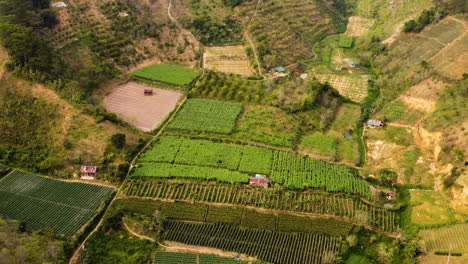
left=249, top=174, right=271, bottom=187
left=81, top=166, right=98, bottom=180
left=367, top=119, right=385, bottom=127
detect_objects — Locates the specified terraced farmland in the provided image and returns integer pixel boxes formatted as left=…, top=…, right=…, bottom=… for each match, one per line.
left=167, top=99, right=242, bottom=134
left=124, top=182, right=399, bottom=231
left=315, top=74, right=369, bottom=102
left=154, top=252, right=247, bottom=264
left=134, top=136, right=372, bottom=199
left=204, top=46, right=254, bottom=76
left=420, top=223, right=468, bottom=254
left=0, top=170, right=114, bottom=236
left=164, top=220, right=342, bottom=264
left=243, top=0, right=334, bottom=66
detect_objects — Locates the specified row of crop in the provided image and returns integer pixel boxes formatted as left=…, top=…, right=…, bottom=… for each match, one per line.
left=123, top=182, right=398, bottom=232
left=135, top=136, right=372, bottom=199
left=114, top=198, right=354, bottom=236
left=0, top=170, right=114, bottom=210
left=163, top=220, right=341, bottom=264
left=154, top=252, right=247, bottom=264
left=167, top=99, right=243, bottom=134
left=132, top=163, right=249, bottom=184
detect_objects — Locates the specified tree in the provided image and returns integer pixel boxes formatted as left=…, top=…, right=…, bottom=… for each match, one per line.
left=403, top=20, right=417, bottom=32
left=110, top=133, right=126, bottom=149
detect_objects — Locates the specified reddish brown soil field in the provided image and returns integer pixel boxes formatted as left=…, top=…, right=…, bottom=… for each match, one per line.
left=104, top=82, right=183, bottom=132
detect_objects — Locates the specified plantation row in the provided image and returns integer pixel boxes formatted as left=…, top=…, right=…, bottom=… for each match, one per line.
left=132, top=163, right=249, bottom=184
left=0, top=170, right=114, bottom=236
left=243, top=0, right=332, bottom=66
left=114, top=198, right=354, bottom=236
left=136, top=136, right=372, bottom=199
left=420, top=223, right=468, bottom=254
left=124, top=182, right=398, bottom=232
left=154, top=252, right=247, bottom=264
left=168, top=99, right=242, bottom=134
left=164, top=220, right=341, bottom=264
left=190, top=71, right=272, bottom=105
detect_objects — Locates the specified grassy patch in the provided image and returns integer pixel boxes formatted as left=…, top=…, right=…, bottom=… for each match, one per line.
left=377, top=100, right=425, bottom=125
left=300, top=132, right=337, bottom=157
left=338, top=35, right=353, bottom=48
left=383, top=127, right=413, bottom=146
left=410, top=190, right=468, bottom=227
left=234, top=106, right=302, bottom=148
left=132, top=64, right=198, bottom=85
left=337, top=138, right=360, bottom=164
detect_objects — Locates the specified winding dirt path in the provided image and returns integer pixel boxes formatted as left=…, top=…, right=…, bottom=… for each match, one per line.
left=244, top=0, right=263, bottom=77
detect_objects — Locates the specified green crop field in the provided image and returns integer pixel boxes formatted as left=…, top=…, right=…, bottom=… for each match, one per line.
left=135, top=136, right=372, bottom=198
left=338, top=35, right=353, bottom=48
left=154, top=252, right=247, bottom=264
left=190, top=71, right=270, bottom=104
left=164, top=220, right=342, bottom=264
left=0, top=170, right=114, bottom=236
left=132, top=64, right=199, bottom=85
left=123, top=182, right=398, bottom=231
left=420, top=223, right=468, bottom=254
left=167, top=99, right=242, bottom=134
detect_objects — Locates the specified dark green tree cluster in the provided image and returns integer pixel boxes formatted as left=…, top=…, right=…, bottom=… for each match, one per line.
left=403, top=7, right=446, bottom=33
left=222, top=0, right=244, bottom=8
left=187, top=15, right=242, bottom=46
left=0, top=0, right=57, bottom=79
left=0, top=219, right=66, bottom=264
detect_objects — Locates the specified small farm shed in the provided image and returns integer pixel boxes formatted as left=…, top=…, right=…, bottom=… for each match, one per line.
left=249, top=174, right=271, bottom=187
left=275, top=67, right=286, bottom=73
left=346, top=61, right=358, bottom=68
left=387, top=192, right=396, bottom=200
left=81, top=166, right=98, bottom=180
left=367, top=119, right=385, bottom=127
left=51, top=2, right=67, bottom=8
left=300, top=73, right=308, bottom=80
left=144, top=88, right=153, bottom=95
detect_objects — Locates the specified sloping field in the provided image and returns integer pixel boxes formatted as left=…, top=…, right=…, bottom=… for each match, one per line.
left=167, top=99, right=242, bottom=134
left=104, top=82, right=183, bottom=132
left=204, top=46, right=254, bottom=76
left=420, top=223, right=468, bottom=254
left=132, top=64, right=199, bottom=85
left=315, top=74, right=369, bottom=102
left=0, top=170, right=114, bottom=236
left=392, top=17, right=468, bottom=79
left=345, top=16, right=374, bottom=37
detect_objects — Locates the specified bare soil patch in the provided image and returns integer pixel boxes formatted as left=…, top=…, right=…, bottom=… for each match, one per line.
left=104, top=82, right=183, bottom=132
left=345, top=16, right=374, bottom=37
left=204, top=45, right=254, bottom=76
left=315, top=74, right=368, bottom=102
left=161, top=241, right=257, bottom=262
left=399, top=78, right=446, bottom=113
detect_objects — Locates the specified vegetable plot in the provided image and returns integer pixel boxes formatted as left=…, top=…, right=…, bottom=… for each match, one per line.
left=0, top=170, right=114, bottom=236
left=135, top=136, right=372, bottom=199
left=168, top=99, right=242, bottom=134
left=164, top=220, right=342, bottom=264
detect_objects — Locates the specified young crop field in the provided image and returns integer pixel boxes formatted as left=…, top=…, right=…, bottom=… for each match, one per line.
left=409, top=190, right=467, bottom=227
left=315, top=74, right=369, bottom=102
left=135, top=136, right=372, bottom=198
left=104, top=82, right=183, bottom=132
left=420, top=223, right=468, bottom=254
left=242, top=0, right=334, bottom=66
left=190, top=71, right=271, bottom=104
left=123, top=182, right=399, bottom=231
left=167, top=99, right=242, bottom=134
left=154, top=252, right=247, bottom=264
left=338, top=35, right=353, bottom=48
left=114, top=198, right=356, bottom=235
left=0, top=170, right=114, bottom=236
left=345, top=16, right=374, bottom=37
left=203, top=46, right=254, bottom=76
left=132, top=64, right=199, bottom=85
left=163, top=220, right=342, bottom=264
